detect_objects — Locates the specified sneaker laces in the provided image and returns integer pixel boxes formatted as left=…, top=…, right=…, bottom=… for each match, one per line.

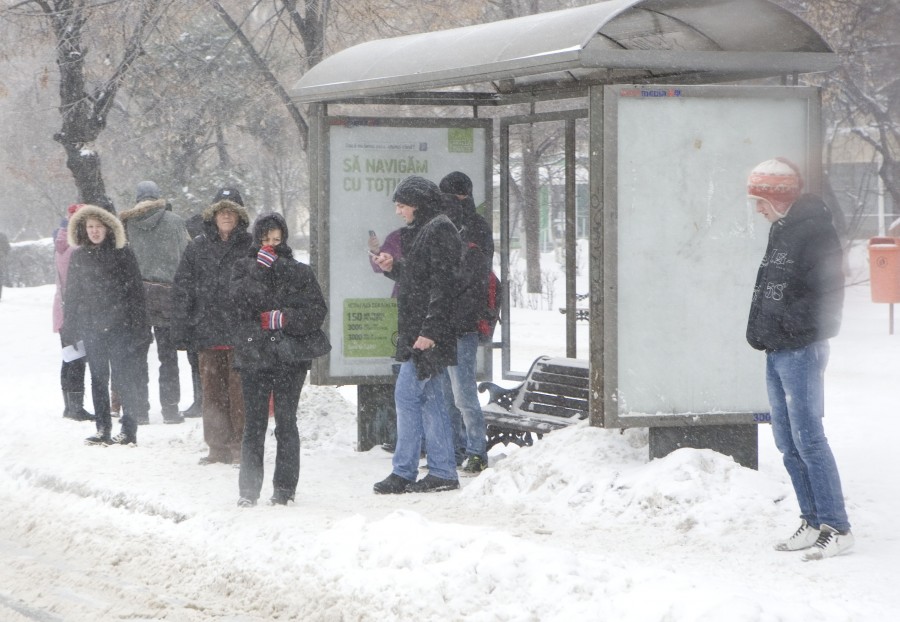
left=812, top=529, right=836, bottom=549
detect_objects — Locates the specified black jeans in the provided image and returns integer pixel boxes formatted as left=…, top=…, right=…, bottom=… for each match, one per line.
left=85, top=330, right=150, bottom=437
left=238, top=364, right=309, bottom=501
left=153, top=325, right=180, bottom=411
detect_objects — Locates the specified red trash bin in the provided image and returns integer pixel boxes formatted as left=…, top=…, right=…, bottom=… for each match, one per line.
left=868, top=237, right=900, bottom=303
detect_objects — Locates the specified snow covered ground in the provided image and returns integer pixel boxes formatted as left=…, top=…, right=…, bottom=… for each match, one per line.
left=1, top=247, right=899, bottom=621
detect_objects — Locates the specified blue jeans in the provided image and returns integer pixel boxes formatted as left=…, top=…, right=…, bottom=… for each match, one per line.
left=447, top=333, right=487, bottom=460
left=766, top=341, right=850, bottom=531
left=393, top=360, right=457, bottom=481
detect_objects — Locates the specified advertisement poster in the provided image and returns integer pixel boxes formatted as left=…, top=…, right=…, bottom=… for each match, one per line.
left=324, top=117, right=491, bottom=381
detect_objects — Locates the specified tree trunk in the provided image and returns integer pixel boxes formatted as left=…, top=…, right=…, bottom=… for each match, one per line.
left=45, top=0, right=160, bottom=207
left=521, top=127, right=542, bottom=294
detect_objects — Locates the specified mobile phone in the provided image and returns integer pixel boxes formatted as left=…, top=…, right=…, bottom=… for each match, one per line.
left=367, top=230, right=381, bottom=253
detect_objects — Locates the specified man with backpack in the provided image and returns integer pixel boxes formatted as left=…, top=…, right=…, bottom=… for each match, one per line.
left=439, top=171, right=495, bottom=473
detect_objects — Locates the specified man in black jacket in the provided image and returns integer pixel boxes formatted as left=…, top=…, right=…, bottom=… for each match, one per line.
left=172, top=190, right=252, bottom=465
left=372, top=176, right=462, bottom=494
left=745, top=157, right=853, bottom=561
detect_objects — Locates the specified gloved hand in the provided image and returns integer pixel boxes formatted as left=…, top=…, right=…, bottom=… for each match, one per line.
left=261, top=310, right=284, bottom=330
left=257, top=245, right=277, bottom=268
left=410, top=346, right=440, bottom=380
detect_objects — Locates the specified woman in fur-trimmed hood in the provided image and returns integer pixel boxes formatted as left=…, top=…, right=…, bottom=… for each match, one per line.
left=172, top=194, right=253, bottom=465
left=63, top=204, right=151, bottom=446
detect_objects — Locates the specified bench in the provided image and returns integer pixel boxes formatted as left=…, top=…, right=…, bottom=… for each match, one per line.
left=478, top=356, right=590, bottom=450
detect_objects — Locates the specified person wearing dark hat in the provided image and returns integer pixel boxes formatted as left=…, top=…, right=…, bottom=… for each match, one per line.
left=172, top=189, right=252, bottom=465
left=177, top=190, right=242, bottom=420
left=745, top=157, right=853, bottom=560
left=119, top=181, right=191, bottom=424
left=230, top=212, right=330, bottom=507
left=438, top=171, right=494, bottom=473
left=371, top=175, right=462, bottom=494
left=62, top=205, right=152, bottom=445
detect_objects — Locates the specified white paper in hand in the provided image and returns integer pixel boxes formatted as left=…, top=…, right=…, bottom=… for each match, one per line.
left=62, top=340, right=86, bottom=362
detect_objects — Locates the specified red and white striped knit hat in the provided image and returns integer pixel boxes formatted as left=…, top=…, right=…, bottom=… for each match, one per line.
left=747, top=158, right=803, bottom=214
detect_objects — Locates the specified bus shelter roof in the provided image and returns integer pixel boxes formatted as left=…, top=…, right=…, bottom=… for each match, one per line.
left=290, top=0, right=836, bottom=106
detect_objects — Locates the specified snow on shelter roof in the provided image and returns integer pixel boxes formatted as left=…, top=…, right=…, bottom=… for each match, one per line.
left=290, top=0, right=836, bottom=105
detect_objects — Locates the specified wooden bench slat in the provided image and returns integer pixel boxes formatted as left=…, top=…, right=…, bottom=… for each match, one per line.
left=529, top=371, right=588, bottom=388
left=520, top=402, right=587, bottom=419
left=481, top=356, right=590, bottom=450
left=524, top=380, right=589, bottom=400
left=522, top=389, right=588, bottom=409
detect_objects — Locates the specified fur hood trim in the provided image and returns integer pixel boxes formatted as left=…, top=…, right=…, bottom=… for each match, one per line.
left=202, top=200, right=250, bottom=228
left=68, top=204, right=127, bottom=249
left=119, top=198, right=167, bottom=223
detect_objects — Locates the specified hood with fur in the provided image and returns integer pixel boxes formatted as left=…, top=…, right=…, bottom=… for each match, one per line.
left=67, top=204, right=127, bottom=249
left=202, top=199, right=250, bottom=229
left=119, top=198, right=169, bottom=228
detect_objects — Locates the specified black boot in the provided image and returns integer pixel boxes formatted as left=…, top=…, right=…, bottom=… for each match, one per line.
left=63, top=391, right=95, bottom=422
left=181, top=371, right=202, bottom=417
left=162, top=404, right=184, bottom=425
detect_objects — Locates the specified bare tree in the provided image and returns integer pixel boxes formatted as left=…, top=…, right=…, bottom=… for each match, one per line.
left=8, top=0, right=168, bottom=205
left=778, top=0, right=900, bottom=233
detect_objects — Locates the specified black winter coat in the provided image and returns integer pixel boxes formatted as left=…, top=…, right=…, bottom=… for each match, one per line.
left=172, top=201, right=253, bottom=350
left=441, top=194, right=494, bottom=335
left=746, top=194, right=844, bottom=352
left=230, top=244, right=330, bottom=371
left=388, top=212, right=461, bottom=367
left=62, top=205, right=150, bottom=347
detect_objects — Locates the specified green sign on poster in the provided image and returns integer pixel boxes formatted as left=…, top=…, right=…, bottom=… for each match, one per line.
left=343, top=298, right=398, bottom=358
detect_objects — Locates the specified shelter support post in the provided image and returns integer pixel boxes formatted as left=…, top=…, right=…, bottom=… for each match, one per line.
left=357, top=384, right=396, bottom=452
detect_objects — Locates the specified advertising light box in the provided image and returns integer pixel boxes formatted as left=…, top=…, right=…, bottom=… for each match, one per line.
left=322, top=117, right=491, bottom=383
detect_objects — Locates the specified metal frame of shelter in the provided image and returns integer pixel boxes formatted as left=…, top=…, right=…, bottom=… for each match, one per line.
left=291, top=0, right=838, bottom=459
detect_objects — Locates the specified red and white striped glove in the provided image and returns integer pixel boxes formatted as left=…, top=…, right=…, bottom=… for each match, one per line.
left=260, top=310, right=284, bottom=330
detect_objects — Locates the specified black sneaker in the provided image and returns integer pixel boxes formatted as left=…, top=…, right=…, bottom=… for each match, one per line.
left=111, top=432, right=137, bottom=446
left=407, top=474, right=460, bottom=493
left=85, top=433, right=112, bottom=446
left=373, top=473, right=414, bottom=494
left=462, top=455, right=487, bottom=473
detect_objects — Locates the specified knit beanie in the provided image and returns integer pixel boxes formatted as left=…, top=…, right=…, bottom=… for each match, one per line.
left=213, top=187, right=244, bottom=207
left=67, top=203, right=85, bottom=216
left=439, top=171, right=473, bottom=197
left=392, top=176, right=441, bottom=212
left=747, top=158, right=803, bottom=214
left=135, top=181, right=160, bottom=202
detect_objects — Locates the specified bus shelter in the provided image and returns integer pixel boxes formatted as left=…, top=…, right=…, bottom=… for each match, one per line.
left=290, top=0, right=837, bottom=467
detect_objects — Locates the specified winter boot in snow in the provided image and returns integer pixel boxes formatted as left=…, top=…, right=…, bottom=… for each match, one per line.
left=181, top=360, right=203, bottom=418
left=162, top=404, right=184, bottom=425
left=63, top=391, right=95, bottom=422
